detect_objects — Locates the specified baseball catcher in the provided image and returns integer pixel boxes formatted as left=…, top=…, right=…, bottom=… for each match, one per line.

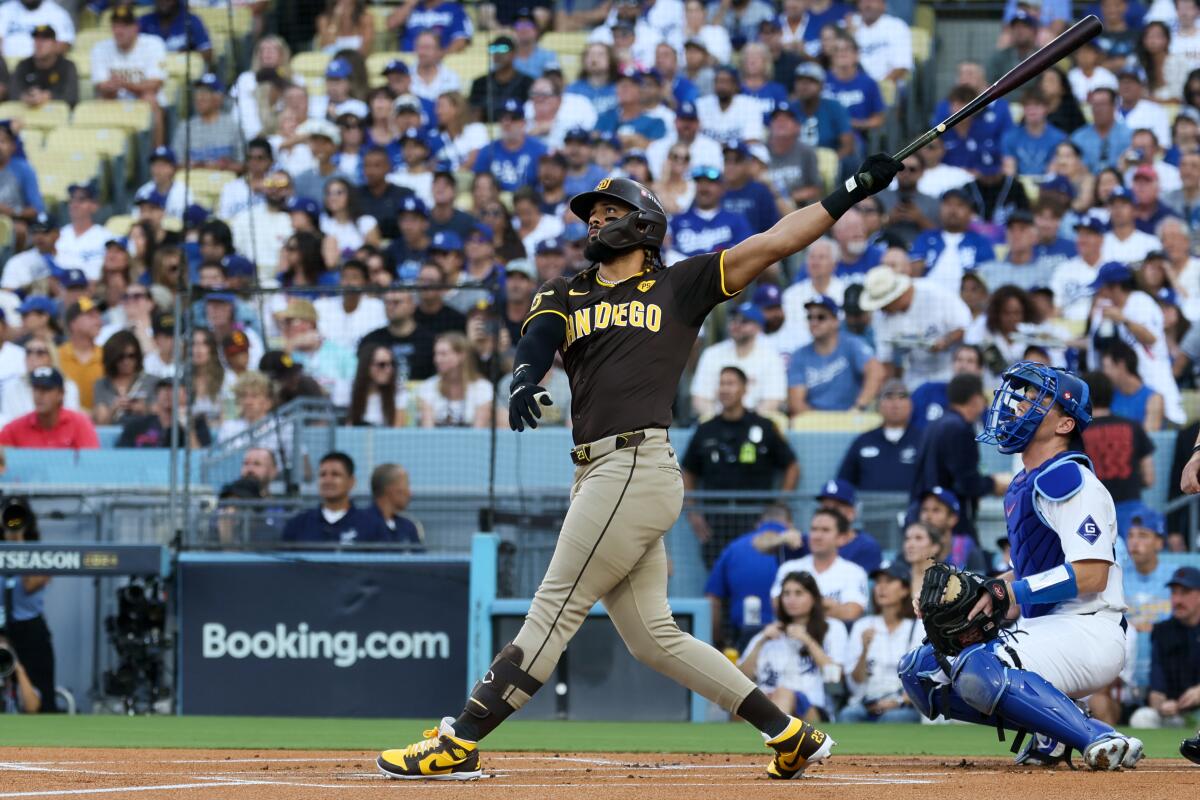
left=900, top=361, right=1145, bottom=770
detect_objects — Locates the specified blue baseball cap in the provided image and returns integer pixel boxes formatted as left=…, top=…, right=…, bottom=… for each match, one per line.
left=922, top=486, right=962, bottom=515
left=563, top=222, right=588, bottom=242
left=194, top=72, right=225, bottom=93
left=467, top=222, right=493, bottom=242
left=325, top=58, right=353, bottom=80
left=870, top=560, right=912, bottom=584
left=149, top=146, right=176, bottom=165
left=134, top=185, right=166, bottom=208
left=941, top=186, right=972, bottom=204
left=400, top=126, right=430, bottom=148
left=17, top=295, right=56, bottom=316
left=29, top=366, right=64, bottom=390
left=59, top=268, right=88, bottom=289
left=1010, top=8, right=1039, bottom=26
left=536, top=236, right=564, bottom=254
left=621, top=148, right=649, bottom=164
left=286, top=196, right=321, bottom=218
left=399, top=195, right=427, bottom=215
left=1073, top=212, right=1106, bottom=233
left=816, top=478, right=856, bottom=506
left=1088, top=261, right=1135, bottom=290
left=1039, top=174, right=1074, bottom=199
left=616, top=67, right=644, bottom=84
left=430, top=230, right=462, bottom=252
left=69, top=181, right=98, bottom=200
left=498, top=98, right=524, bottom=119
left=1107, top=185, right=1133, bottom=204
left=793, top=62, right=825, bottom=83
left=564, top=126, right=592, bottom=143
left=730, top=301, right=765, bottom=327
left=1157, top=285, right=1180, bottom=308
left=677, top=100, right=698, bottom=120
left=382, top=58, right=409, bottom=76
left=715, top=64, right=740, bottom=81
left=752, top=283, right=781, bottom=308
left=769, top=100, right=799, bottom=121
left=1167, top=566, right=1200, bottom=590
left=183, top=203, right=209, bottom=228
left=723, top=139, right=752, bottom=159
left=803, top=294, right=840, bottom=315
left=29, top=212, right=54, bottom=232
left=221, top=253, right=256, bottom=278
left=1126, top=504, right=1164, bottom=536
left=205, top=291, right=236, bottom=304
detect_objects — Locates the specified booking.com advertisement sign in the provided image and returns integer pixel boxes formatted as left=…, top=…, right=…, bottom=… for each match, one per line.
left=177, top=553, right=469, bottom=717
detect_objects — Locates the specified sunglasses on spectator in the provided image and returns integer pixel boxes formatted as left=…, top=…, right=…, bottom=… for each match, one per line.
left=123, top=291, right=149, bottom=301
left=25, top=347, right=49, bottom=356
left=692, top=166, right=721, bottom=181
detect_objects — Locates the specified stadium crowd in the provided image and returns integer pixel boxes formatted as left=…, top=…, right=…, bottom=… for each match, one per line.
left=0, top=0, right=1196, bottom=727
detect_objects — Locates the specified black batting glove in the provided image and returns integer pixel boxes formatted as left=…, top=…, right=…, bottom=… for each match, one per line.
left=508, top=366, right=554, bottom=431
left=821, top=153, right=904, bottom=219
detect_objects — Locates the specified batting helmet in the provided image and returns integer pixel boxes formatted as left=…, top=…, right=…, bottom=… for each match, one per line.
left=976, top=361, right=1093, bottom=454
left=569, top=177, right=668, bottom=252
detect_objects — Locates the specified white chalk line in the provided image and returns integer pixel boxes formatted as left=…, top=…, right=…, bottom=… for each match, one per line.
left=0, top=764, right=121, bottom=776
left=0, top=782, right=248, bottom=798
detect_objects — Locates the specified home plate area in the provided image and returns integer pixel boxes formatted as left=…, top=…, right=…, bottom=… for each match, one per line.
left=0, top=749, right=1194, bottom=799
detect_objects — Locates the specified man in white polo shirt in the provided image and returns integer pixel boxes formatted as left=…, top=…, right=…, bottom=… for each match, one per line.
left=1101, top=185, right=1161, bottom=265
left=770, top=506, right=869, bottom=624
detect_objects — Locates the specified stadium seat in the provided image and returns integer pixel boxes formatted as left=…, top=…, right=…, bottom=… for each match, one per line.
left=790, top=410, right=883, bottom=432
left=1182, top=389, right=1200, bottom=423
left=443, top=44, right=493, bottom=84
left=104, top=214, right=135, bottom=236
left=911, top=28, right=931, bottom=63
left=369, top=6, right=397, bottom=52
left=879, top=78, right=896, bottom=107
left=1018, top=176, right=1039, bottom=203
left=28, top=149, right=103, bottom=185
left=194, top=5, right=253, bottom=38
left=187, top=168, right=238, bottom=206
left=0, top=100, right=70, bottom=132
left=72, top=100, right=153, bottom=133
left=292, top=51, right=333, bottom=83
left=74, top=29, right=111, bottom=58
left=815, top=147, right=839, bottom=193
left=540, top=31, right=589, bottom=61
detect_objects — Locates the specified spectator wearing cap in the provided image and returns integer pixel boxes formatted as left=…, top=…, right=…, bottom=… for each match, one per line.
left=824, top=31, right=884, bottom=146
left=848, top=0, right=912, bottom=84
left=218, top=137, right=274, bottom=221
left=1071, top=88, right=1132, bottom=172
left=1102, top=185, right=1162, bottom=264
left=13, top=295, right=58, bottom=350
left=292, top=119, right=351, bottom=202
left=1135, top=567, right=1200, bottom=729
left=973, top=211, right=1058, bottom=293
left=200, top=289, right=265, bottom=372
left=55, top=183, right=113, bottom=283
left=315, top=0, right=375, bottom=56
left=1067, top=37, right=1118, bottom=106
left=389, top=0, right=473, bottom=54
left=682, top=364, right=798, bottom=566
left=354, top=146, right=416, bottom=241
left=558, top=127, right=607, bottom=198
left=139, top=0, right=212, bottom=62
left=788, top=295, right=883, bottom=414
left=696, top=65, right=766, bottom=146
left=721, top=140, right=781, bottom=238
left=331, top=112, right=368, bottom=185
left=0, top=366, right=97, bottom=449
left=788, top=63, right=854, bottom=159
left=1120, top=505, right=1175, bottom=693
left=526, top=77, right=599, bottom=151
left=0, top=212, right=57, bottom=291
left=426, top=177, right=477, bottom=255
left=756, top=14, right=803, bottom=84
left=840, top=559, right=922, bottom=723
left=414, top=261, right=466, bottom=334
left=443, top=224, right=503, bottom=314
left=595, top=70, right=667, bottom=148
left=530, top=236, right=567, bottom=285
left=909, top=188, right=995, bottom=294
left=171, top=73, right=244, bottom=171
left=1050, top=212, right=1106, bottom=320
left=910, top=372, right=1008, bottom=537
left=133, top=146, right=188, bottom=219
left=704, top=503, right=793, bottom=650
left=753, top=282, right=785, bottom=341
left=690, top=303, right=786, bottom=419
left=313, top=58, right=370, bottom=122
left=312, top=259, right=387, bottom=351
left=652, top=41, right=699, bottom=110
left=472, top=100, right=547, bottom=192
left=669, top=166, right=752, bottom=260
left=500, top=257, right=538, bottom=344
left=1081, top=369, right=1156, bottom=537
left=468, top=35, right=532, bottom=122
left=141, top=309, right=176, bottom=379
left=1116, top=70, right=1171, bottom=147
left=762, top=100, right=822, bottom=211
left=836, top=377, right=921, bottom=491
left=56, top=298, right=103, bottom=412
left=230, top=170, right=295, bottom=278
left=12, top=22, right=75, bottom=107
left=535, top=151, right=569, bottom=217
left=681, top=37, right=716, bottom=98
left=511, top=8, right=558, bottom=79
left=987, top=9, right=1039, bottom=82
left=275, top=298, right=354, bottom=406
left=385, top=195, right=432, bottom=281
left=0, top=336, right=80, bottom=428
left=388, top=127, right=435, bottom=208
left=913, top=484, right=991, bottom=573
left=1128, top=163, right=1182, bottom=235
left=645, top=99, right=723, bottom=184
left=221, top=329, right=253, bottom=382
left=587, top=4, right=662, bottom=70
left=1000, top=89, right=1067, bottom=178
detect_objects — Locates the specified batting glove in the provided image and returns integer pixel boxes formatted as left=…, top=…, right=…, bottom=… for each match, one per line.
left=509, top=376, right=554, bottom=431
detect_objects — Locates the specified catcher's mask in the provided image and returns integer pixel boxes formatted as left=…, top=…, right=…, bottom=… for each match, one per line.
left=976, top=361, right=1092, bottom=455
left=569, top=177, right=668, bottom=257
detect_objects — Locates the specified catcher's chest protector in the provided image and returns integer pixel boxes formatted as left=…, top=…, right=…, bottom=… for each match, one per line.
left=1005, top=451, right=1090, bottom=619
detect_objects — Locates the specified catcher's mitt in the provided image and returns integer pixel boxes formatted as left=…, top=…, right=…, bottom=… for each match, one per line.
left=918, top=562, right=1012, bottom=656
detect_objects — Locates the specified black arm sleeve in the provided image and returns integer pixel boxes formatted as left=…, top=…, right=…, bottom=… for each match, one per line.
left=512, top=311, right=566, bottom=384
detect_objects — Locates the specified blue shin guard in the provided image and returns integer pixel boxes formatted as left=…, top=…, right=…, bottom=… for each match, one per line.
left=899, top=644, right=995, bottom=725
left=951, top=643, right=1115, bottom=752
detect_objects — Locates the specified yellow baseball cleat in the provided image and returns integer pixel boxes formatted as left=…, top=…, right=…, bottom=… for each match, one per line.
left=764, top=716, right=835, bottom=779
left=377, top=717, right=482, bottom=781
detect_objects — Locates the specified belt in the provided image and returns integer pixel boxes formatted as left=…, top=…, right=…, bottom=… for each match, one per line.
left=1084, top=610, right=1128, bottom=633
left=570, top=431, right=646, bottom=466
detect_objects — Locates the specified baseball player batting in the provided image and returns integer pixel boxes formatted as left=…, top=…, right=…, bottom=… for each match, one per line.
left=375, top=153, right=903, bottom=780
left=901, top=361, right=1144, bottom=770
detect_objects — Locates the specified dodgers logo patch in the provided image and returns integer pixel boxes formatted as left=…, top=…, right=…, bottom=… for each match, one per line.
left=1076, top=515, right=1101, bottom=545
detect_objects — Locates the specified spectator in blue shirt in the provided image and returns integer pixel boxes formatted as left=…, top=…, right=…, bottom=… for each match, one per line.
left=787, top=295, right=884, bottom=413
left=282, top=452, right=389, bottom=544
left=566, top=42, right=619, bottom=118
left=561, top=127, right=607, bottom=198
left=365, top=463, right=425, bottom=547
left=940, top=84, right=1010, bottom=174
left=596, top=70, right=668, bottom=148
left=823, top=31, right=884, bottom=146
left=799, top=0, right=853, bottom=55
left=388, top=0, right=473, bottom=53
left=0, top=122, right=44, bottom=235
left=751, top=479, right=883, bottom=575
left=668, top=166, right=752, bottom=257
left=721, top=140, right=780, bottom=238
left=511, top=8, right=558, bottom=78
left=789, top=62, right=855, bottom=160
left=738, top=42, right=789, bottom=120
left=909, top=188, right=996, bottom=293
left=1001, top=88, right=1067, bottom=177
left=1071, top=87, right=1133, bottom=172
left=472, top=99, right=547, bottom=192
left=910, top=343, right=984, bottom=431
left=652, top=41, right=699, bottom=109
left=704, top=504, right=793, bottom=649
left=837, top=378, right=922, bottom=492
left=139, top=0, right=213, bottom=64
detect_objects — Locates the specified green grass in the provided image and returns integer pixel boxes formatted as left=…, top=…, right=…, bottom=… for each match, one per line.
left=0, top=717, right=1189, bottom=759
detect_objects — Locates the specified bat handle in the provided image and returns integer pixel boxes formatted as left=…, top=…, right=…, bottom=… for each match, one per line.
left=853, top=125, right=946, bottom=192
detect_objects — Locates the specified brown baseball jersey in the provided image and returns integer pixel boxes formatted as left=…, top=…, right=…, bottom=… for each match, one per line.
left=521, top=250, right=739, bottom=445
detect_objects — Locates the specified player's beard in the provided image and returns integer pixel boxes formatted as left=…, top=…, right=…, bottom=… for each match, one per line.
left=584, top=236, right=638, bottom=264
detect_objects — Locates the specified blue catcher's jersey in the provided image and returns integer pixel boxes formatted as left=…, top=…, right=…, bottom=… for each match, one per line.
left=1004, top=450, right=1126, bottom=619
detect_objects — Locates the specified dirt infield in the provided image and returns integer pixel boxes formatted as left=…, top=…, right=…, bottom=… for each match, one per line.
left=0, top=748, right=1195, bottom=799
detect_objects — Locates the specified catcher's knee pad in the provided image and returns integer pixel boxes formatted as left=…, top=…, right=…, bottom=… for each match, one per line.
left=465, top=643, right=544, bottom=721
left=898, top=644, right=943, bottom=719
left=951, top=642, right=1009, bottom=715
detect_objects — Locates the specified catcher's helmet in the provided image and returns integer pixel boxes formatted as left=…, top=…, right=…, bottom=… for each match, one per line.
left=569, top=177, right=668, bottom=252
left=976, top=361, right=1093, bottom=455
